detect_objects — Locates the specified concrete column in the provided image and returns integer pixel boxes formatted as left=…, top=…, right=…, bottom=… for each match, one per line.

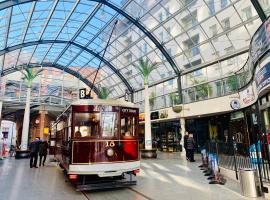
left=39, top=106, right=47, bottom=140
left=180, top=118, right=186, bottom=147
left=144, top=84, right=152, bottom=150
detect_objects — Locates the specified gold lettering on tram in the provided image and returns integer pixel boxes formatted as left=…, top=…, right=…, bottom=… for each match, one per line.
left=105, top=141, right=115, bottom=147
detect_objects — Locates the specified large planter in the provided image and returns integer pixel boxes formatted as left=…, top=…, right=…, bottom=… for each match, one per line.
left=15, top=150, right=30, bottom=159
left=141, top=149, right=157, bottom=159
left=172, top=105, right=182, bottom=113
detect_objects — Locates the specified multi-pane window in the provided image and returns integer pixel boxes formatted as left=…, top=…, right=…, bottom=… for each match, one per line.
left=208, top=0, right=215, bottom=15
left=166, top=27, right=172, bottom=40
left=165, top=6, right=170, bottom=18
left=143, top=43, right=148, bottom=54
left=242, top=6, right=252, bottom=24
left=221, top=18, right=230, bottom=31
left=209, top=24, right=218, bottom=41
left=182, top=11, right=198, bottom=30
left=221, top=0, right=228, bottom=9
left=159, top=12, right=163, bottom=22
left=183, top=35, right=200, bottom=58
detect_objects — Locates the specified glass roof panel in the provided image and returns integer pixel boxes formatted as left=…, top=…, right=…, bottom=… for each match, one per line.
left=0, top=0, right=267, bottom=97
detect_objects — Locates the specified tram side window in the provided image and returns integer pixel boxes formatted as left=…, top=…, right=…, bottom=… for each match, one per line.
left=74, top=113, right=100, bottom=137
left=121, top=116, right=137, bottom=136
left=101, top=112, right=117, bottom=137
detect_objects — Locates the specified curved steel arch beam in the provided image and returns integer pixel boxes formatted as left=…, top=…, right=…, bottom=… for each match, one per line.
left=0, top=39, right=133, bottom=92
left=0, top=0, right=180, bottom=75
left=1, top=62, right=100, bottom=95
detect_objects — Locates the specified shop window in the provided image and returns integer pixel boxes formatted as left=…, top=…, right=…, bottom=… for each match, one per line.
left=121, top=116, right=137, bottom=136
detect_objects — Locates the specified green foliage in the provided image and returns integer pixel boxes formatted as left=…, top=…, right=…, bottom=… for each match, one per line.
left=227, top=74, right=238, bottom=91
left=149, top=91, right=156, bottom=109
left=98, top=87, right=111, bottom=99
left=191, top=78, right=212, bottom=99
left=168, top=92, right=179, bottom=106
left=133, top=58, right=159, bottom=85
left=21, top=68, right=43, bottom=88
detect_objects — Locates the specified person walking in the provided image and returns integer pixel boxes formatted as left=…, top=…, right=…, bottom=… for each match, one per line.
left=29, top=137, right=40, bottom=168
left=184, top=132, right=189, bottom=160
left=186, top=133, right=196, bottom=162
left=39, top=141, right=48, bottom=166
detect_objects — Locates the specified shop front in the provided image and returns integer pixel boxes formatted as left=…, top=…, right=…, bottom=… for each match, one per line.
left=139, top=110, right=181, bottom=152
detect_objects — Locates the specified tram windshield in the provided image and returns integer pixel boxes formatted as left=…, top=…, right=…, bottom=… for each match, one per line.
left=73, top=112, right=117, bottom=138
left=121, top=116, right=137, bottom=137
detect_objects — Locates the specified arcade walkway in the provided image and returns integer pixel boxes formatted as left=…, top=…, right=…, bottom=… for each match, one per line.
left=0, top=152, right=261, bottom=200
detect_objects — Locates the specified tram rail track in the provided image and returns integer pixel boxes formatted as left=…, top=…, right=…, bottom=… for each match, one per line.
left=80, top=187, right=154, bottom=200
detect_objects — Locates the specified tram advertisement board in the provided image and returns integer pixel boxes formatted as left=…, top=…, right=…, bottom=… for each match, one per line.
left=255, top=61, right=270, bottom=94
left=250, top=17, right=270, bottom=65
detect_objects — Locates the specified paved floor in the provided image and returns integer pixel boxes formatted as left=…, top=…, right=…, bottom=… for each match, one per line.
left=0, top=152, right=263, bottom=200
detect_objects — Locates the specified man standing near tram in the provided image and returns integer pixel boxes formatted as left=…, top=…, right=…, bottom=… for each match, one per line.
left=29, top=137, right=40, bottom=168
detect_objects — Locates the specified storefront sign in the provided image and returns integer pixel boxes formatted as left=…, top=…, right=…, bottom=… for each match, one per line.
left=241, top=86, right=255, bottom=105
left=230, top=99, right=241, bottom=110
left=43, top=128, right=49, bottom=135
left=151, top=111, right=159, bottom=120
left=250, top=17, right=270, bottom=65
left=139, top=113, right=145, bottom=122
left=255, top=61, right=270, bottom=94
left=159, top=110, right=168, bottom=119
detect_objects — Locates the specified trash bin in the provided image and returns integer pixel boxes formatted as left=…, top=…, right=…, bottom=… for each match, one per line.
left=239, top=168, right=261, bottom=197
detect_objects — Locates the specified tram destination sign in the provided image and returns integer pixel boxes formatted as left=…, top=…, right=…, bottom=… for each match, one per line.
left=121, top=107, right=137, bottom=114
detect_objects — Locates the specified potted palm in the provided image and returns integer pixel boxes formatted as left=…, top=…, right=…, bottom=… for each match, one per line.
left=16, top=68, right=42, bottom=159
left=98, top=87, right=111, bottom=99
left=134, top=58, right=158, bottom=158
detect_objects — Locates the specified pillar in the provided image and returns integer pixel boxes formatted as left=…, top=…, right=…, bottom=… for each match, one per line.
left=39, top=107, right=48, bottom=140
left=180, top=118, right=186, bottom=148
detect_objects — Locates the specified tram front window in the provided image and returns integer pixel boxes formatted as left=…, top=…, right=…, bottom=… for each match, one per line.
left=101, top=112, right=117, bottom=137
left=121, top=116, right=137, bottom=137
left=74, top=113, right=100, bottom=137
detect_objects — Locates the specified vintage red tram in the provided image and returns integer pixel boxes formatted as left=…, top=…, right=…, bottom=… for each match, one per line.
left=50, top=99, right=140, bottom=190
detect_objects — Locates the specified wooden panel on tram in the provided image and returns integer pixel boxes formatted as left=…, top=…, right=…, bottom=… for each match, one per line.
left=72, top=140, right=139, bottom=164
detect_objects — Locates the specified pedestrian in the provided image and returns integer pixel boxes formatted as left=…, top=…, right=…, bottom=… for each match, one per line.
left=186, top=133, right=196, bottom=162
left=184, top=131, right=189, bottom=160
left=39, top=141, right=48, bottom=166
left=29, top=137, right=40, bottom=168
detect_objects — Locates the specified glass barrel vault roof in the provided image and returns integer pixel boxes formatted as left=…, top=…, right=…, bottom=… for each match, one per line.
left=0, top=0, right=268, bottom=98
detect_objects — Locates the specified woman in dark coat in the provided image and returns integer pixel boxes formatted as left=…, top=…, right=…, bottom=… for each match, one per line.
left=186, top=133, right=196, bottom=162
left=39, top=141, right=48, bottom=166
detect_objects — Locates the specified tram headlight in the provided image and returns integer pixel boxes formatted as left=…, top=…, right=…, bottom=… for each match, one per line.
left=106, top=148, right=114, bottom=157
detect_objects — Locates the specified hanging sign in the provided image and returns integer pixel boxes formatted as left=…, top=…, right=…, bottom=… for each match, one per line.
left=79, top=88, right=92, bottom=99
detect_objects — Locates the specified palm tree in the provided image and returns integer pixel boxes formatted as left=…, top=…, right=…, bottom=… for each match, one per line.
left=20, top=68, right=43, bottom=150
left=134, top=58, right=158, bottom=150
left=98, top=87, right=111, bottom=99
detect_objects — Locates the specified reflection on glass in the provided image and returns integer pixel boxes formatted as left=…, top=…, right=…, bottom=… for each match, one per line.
left=121, top=116, right=136, bottom=136
left=101, top=112, right=117, bottom=137
left=74, top=113, right=100, bottom=137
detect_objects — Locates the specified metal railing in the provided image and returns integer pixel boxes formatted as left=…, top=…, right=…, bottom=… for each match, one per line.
left=205, top=140, right=270, bottom=183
